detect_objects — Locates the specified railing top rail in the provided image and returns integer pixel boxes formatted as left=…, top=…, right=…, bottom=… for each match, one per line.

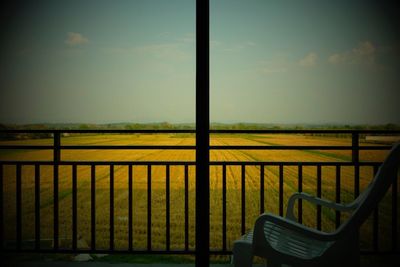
left=0, top=129, right=400, bottom=134
left=0, top=145, right=393, bottom=150
left=211, top=129, right=400, bottom=134
left=0, top=129, right=195, bottom=134
left=0, top=160, right=383, bottom=166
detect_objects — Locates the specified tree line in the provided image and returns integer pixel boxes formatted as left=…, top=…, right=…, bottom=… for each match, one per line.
left=1, top=122, right=399, bottom=140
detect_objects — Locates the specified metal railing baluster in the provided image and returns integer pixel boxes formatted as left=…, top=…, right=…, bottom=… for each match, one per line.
left=335, top=165, right=341, bottom=229
left=279, top=165, right=283, bottom=217
left=392, top=173, right=398, bottom=252
left=34, top=164, right=41, bottom=250
left=260, top=165, right=264, bottom=215
left=53, top=132, right=60, bottom=250
left=165, top=165, right=170, bottom=251
left=128, top=165, right=133, bottom=251
left=222, top=165, right=227, bottom=251
left=0, top=164, right=3, bottom=250
left=91, top=165, right=96, bottom=250
left=147, top=165, right=152, bottom=251
left=110, top=165, right=114, bottom=250
left=241, top=165, right=246, bottom=235
left=16, top=164, right=22, bottom=250
left=184, top=165, right=189, bottom=251
left=298, top=164, right=303, bottom=224
left=317, top=165, right=322, bottom=231
left=0, top=129, right=397, bottom=256
left=72, top=165, right=77, bottom=250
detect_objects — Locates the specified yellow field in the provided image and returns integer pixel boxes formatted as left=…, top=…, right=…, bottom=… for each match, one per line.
left=0, top=134, right=398, bottom=252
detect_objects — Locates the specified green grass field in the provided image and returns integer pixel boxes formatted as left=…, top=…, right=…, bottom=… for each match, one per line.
left=0, top=134, right=398, bottom=252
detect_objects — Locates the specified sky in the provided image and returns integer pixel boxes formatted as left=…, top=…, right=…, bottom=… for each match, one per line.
left=0, top=0, right=399, bottom=125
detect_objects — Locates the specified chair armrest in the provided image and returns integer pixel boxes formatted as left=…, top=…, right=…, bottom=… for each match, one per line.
left=286, top=192, right=357, bottom=221
left=254, top=212, right=339, bottom=243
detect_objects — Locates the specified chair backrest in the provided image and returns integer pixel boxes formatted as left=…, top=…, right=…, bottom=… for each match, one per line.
left=337, top=142, right=400, bottom=235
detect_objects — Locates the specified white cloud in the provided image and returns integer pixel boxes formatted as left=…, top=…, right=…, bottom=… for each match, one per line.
left=104, top=40, right=191, bottom=62
left=223, top=44, right=245, bottom=52
left=157, top=31, right=171, bottom=38
left=298, top=52, right=318, bottom=67
left=65, top=32, right=89, bottom=46
left=210, top=40, right=221, bottom=48
left=260, top=67, right=287, bottom=74
left=328, top=41, right=376, bottom=65
left=353, top=41, right=375, bottom=56
left=255, top=57, right=290, bottom=75
left=133, top=43, right=190, bottom=61
left=221, top=41, right=256, bottom=52
left=328, top=53, right=346, bottom=64
left=178, top=33, right=194, bottom=43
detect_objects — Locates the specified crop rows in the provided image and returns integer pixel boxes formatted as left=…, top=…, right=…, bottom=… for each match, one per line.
left=0, top=134, right=398, bottom=251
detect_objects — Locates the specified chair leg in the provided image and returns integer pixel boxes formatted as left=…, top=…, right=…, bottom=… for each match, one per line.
left=233, top=240, right=253, bottom=267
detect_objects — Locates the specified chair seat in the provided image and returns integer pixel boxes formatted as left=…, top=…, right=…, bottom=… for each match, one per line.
left=263, top=221, right=333, bottom=260
left=233, top=143, right=400, bottom=267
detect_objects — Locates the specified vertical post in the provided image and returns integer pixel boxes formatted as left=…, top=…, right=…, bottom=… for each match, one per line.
left=0, top=164, right=3, bottom=250
left=317, top=165, right=322, bottom=230
left=72, top=165, right=77, bottom=251
left=241, top=165, right=246, bottom=235
left=222, top=165, right=226, bottom=251
left=110, top=165, right=114, bottom=250
left=335, top=165, right=341, bottom=229
left=352, top=132, right=360, bottom=197
left=373, top=165, right=379, bottom=252
left=260, top=165, right=264, bottom=214
left=184, top=165, right=189, bottom=251
left=165, top=165, right=170, bottom=251
left=35, top=164, right=41, bottom=250
left=196, top=0, right=209, bottom=266
left=16, top=164, right=22, bottom=250
left=351, top=132, right=359, bottom=163
left=351, top=132, right=360, bottom=254
left=147, top=165, right=152, bottom=251
left=53, top=132, right=60, bottom=249
left=298, top=164, right=303, bottom=224
left=128, top=165, right=133, bottom=251
left=279, top=165, right=283, bottom=216
left=53, top=131, right=61, bottom=162
left=392, top=173, right=398, bottom=252
left=91, top=165, right=96, bottom=250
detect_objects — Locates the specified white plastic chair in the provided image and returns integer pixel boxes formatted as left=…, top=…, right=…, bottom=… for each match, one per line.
left=233, top=142, right=400, bottom=267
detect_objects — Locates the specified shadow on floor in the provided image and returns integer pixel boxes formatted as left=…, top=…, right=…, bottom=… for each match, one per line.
left=1, top=253, right=399, bottom=267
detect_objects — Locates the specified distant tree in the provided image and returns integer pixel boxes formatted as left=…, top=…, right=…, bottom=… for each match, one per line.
left=160, top=122, right=172, bottom=129
left=352, top=125, right=364, bottom=130
left=384, top=123, right=397, bottom=130
left=79, top=124, right=90, bottom=130
left=30, top=124, right=52, bottom=139
left=0, top=124, right=16, bottom=140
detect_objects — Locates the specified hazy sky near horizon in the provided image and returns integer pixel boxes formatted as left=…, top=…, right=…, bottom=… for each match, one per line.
left=0, top=0, right=399, bottom=125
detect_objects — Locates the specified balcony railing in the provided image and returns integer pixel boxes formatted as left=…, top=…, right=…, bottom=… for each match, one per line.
left=0, top=129, right=399, bottom=255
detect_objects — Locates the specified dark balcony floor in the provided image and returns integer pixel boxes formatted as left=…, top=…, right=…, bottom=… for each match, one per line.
left=3, top=255, right=400, bottom=267
left=3, top=263, right=399, bottom=267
